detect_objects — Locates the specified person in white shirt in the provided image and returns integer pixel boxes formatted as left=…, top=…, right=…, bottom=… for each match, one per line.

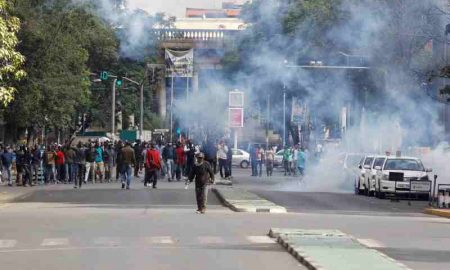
left=217, top=140, right=228, bottom=179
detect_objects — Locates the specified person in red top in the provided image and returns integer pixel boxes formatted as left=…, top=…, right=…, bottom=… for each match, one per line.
left=55, top=146, right=65, bottom=183
left=174, top=142, right=186, bottom=181
left=145, top=143, right=161, bottom=188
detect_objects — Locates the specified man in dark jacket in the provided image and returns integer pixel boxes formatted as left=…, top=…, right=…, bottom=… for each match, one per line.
left=133, top=140, right=142, bottom=177
left=188, top=152, right=215, bottom=214
left=162, top=142, right=175, bottom=181
left=121, top=141, right=136, bottom=189
left=31, top=146, right=42, bottom=185
left=84, top=144, right=97, bottom=184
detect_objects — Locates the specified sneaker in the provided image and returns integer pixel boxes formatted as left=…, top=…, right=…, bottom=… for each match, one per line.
left=195, top=210, right=201, bottom=214
left=152, top=186, right=157, bottom=189
left=126, top=186, right=130, bottom=190
left=73, top=186, right=77, bottom=189
left=200, top=210, right=206, bottom=214
left=121, top=183, right=125, bottom=189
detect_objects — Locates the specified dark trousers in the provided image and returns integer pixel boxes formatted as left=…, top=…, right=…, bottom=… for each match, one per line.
left=284, top=161, right=291, bottom=176
left=225, top=160, right=232, bottom=178
left=266, top=161, right=273, bottom=176
left=251, top=161, right=257, bottom=176
left=57, top=164, right=65, bottom=181
left=145, top=168, right=158, bottom=187
left=218, top=159, right=227, bottom=178
left=22, top=165, right=32, bottom=186
left=195, top=185, right=208, bottom=211
left=134, top=161, right=140, bottom=177
left=31, top=164, right=40, bottom=183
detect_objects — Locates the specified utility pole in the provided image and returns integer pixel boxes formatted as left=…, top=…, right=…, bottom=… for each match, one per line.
left=111, top=78, right=117, bottom=139
left=283, top=83, right=286, bottom=147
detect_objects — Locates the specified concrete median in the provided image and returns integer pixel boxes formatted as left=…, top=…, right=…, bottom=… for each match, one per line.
left=268, top=228, right=412, bottom=270
left=212, top=187, right=287, bottom=213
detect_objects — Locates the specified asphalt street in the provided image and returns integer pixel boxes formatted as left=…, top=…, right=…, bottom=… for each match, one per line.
left=0, top=169, right=448, bottom=270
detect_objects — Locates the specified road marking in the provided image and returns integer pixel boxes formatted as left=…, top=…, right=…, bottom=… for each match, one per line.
left=198, top=236, right=225, bottom=244
left=148, top=236, right=174, bottom=244
left=93, top=237, right=121, bottom=246
left=41, top=238, right=69, bottom=247
left=356, top=238, right=385, bottom=248
left=246, top=236, right=275, bottom=244
left=0, top=240, right=17, bottom=248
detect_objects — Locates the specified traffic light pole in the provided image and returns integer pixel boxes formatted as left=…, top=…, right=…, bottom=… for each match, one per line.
left=111, top=78, right=117, bottom=139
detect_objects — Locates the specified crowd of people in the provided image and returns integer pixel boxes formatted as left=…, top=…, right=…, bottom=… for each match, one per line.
left=0, top=138, right=233, bottom=189
left=248, top=144, right=307, bottom=178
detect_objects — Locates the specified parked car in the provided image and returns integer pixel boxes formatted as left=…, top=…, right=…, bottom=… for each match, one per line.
left=373, top=156, right=432, bottom=199
left=340, top=153, right=365, bottom=191
left=356, top=155, right=374, bottom=195
left=274, top=150, right=284, bottom=167
left=232, top=149, right=250, bottom=168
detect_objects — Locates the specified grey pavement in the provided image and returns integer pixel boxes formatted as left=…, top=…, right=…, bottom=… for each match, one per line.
left=0, top=170, right=448, bottom=270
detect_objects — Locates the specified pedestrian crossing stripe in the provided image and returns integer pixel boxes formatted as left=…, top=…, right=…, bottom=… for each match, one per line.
left=0, top=240, right=17, bottom=248
left=41, top=238, right=69, bottom=246
left=1, top=235, right=278, bottom=250
left=148, top=236, right=174, bottom=244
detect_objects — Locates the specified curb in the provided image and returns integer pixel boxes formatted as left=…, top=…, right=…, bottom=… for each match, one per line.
left=424, top=208, right=450, bottom=218
left=214, top=180, right=233, bottom=186
left=268, top=228, right=412, bottom=270
left=212, top=187, right=287, bottom=213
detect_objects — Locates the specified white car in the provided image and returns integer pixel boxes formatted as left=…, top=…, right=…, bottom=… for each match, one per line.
left=274, top=150, right=285, bottom=167
left=366, top=156, right=387, bottom=196
left=374, top=156, right=432, bottom=199
left=356, top=155, right=374, bottom=195
left=232, top=149, right=250, bottom=168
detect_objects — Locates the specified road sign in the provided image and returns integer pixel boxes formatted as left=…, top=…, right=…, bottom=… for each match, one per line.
left=229, top=108, right=244, bottom=128
left=100, top=71, right=108, bottom=81
left=154, top=129, right=169, bottom=133
left=229, top=91, right=244, bottom=107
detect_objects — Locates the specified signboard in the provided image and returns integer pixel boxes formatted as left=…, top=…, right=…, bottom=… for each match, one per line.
left=229, top=108, right=244, bottom=128
left=291, top=98, right=306, bottom=124
left=165, top=49, right=194, bottom=77
left=410, top=180, right=431, bottom=192
left=154, top=129, right=169, bottom=133
left=229, top=91, right=244, bottom=107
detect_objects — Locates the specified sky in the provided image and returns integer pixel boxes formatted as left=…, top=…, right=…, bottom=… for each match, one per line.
left=126, top=0, right=224, bottom=17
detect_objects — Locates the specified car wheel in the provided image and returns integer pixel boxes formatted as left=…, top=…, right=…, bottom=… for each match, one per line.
left=356, top=180, right=363, bottom=195
left=240, top=160, right=249, bottom=169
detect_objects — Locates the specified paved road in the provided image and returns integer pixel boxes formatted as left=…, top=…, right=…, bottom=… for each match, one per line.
left=0, top=173, right=449, bottom=270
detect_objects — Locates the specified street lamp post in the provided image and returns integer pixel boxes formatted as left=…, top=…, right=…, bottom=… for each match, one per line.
left=111, top=78, right=117, bottom=139
left=283, top=83, right=286, bottom=147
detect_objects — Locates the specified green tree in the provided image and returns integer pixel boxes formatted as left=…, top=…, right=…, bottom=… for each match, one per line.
left=0, top=0, right=25, bottom=106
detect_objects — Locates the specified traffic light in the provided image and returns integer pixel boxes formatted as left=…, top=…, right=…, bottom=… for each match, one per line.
left=116, top=76, right=123, bottom=87
left=100, top=71, right=109, bottom=81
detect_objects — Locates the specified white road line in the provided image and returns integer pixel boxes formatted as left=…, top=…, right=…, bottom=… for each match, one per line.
left=148, top=236, right=174, bottom=244
left=0, top=240, right=17, bottom=248
left=246, top=236, right=276, bottom=244
left=198, top=236, right=225, bottom=244
left=41, top=238, right=69, bottom=247
left=356, top=238, right=385, bottom=248
left=93, top=237, right=121, bottom=246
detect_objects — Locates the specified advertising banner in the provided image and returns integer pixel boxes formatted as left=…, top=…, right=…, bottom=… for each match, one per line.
left=165, top=49, right=194, bottom=77
left=229, top=108, right=244, bottom=128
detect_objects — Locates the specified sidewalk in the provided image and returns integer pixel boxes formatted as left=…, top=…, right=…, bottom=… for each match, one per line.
left=424, top=208, right=450, bottom=218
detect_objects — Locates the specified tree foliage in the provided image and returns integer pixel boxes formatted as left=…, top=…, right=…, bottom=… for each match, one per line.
left=0, top=0, right=25, bottom=106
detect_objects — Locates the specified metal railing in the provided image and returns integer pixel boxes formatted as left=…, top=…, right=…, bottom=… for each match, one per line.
left=156, top=29, right=239, bottom=41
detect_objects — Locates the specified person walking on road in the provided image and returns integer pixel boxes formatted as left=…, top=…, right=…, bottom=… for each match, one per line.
left=1, top=146, right=14, bottom=186
left=55, top=146, right=65, bottom=183
left=162, top=142, right=175, bottom=181
left=249, top=144, right=258, bottom=176
left=31, top=145, right=42, bottom=185
left=74, top=143, right=85, bottom=189
left=188, top=152, right=215, bottom=214
left=120, top=141, right=136, bottom=189
left=297, top=147, right=306, bottom=176
left=84, top=144, right=97, bottom=184
left=133, top=140, right=143, bottom=178
left=225, top=141, right=233, bottom=180
left=217, top=140, right=228, bottom=179
left=43, top=146, right=56, bottom=184
left=174, top=142, right=186, bottom=181
left=265, top=146, right=275, bottom=177
left=145, top=143, right=162, bottom=188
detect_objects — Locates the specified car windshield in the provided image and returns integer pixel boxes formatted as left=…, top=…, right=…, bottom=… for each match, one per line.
left=347, top=155, right=364, bottom=167
left=383, top=159, right=424, bottom=171
left=372, top=158, right=385, bottom=168
left=364, top=157, right=373, bottom=166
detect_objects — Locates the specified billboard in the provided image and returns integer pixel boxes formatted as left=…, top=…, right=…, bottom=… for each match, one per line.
left=229, top=108, right=244, bottom=128
left=165, top=49, right=194, bottom=77
left=229, top=91, right=244, bottom=107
